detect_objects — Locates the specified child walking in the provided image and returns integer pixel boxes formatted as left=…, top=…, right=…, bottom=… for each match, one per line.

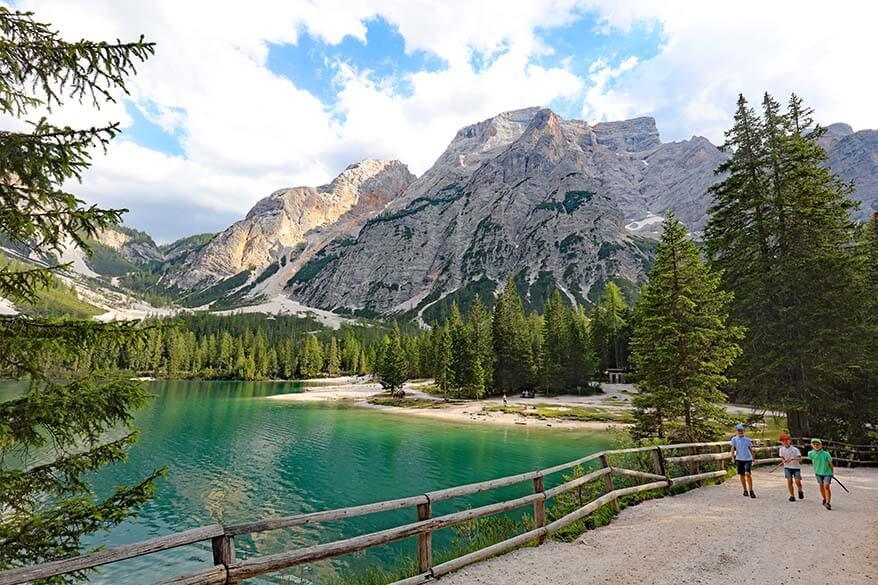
left=730, top=423, right=756, bottom=498
left=808, top=438, right=834, bottom=510
left=778, top=434, right=804, bottom=502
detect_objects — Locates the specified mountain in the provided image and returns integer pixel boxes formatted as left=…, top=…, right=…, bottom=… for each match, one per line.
left=6, top=108, right=875, bottom=323
left=92, top=226, right=163, bottom=264
left=167, top=159, right=415, bottom=290
left=821, top=123, right=878, bottom=220
left=282, top=108, right=727, bottom=318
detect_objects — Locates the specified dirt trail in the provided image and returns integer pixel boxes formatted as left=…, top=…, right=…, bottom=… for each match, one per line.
left=438, top=467, right=878, bottom=585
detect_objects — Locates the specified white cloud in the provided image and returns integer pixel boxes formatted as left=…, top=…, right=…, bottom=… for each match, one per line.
left=578, top=0, right=878, bottom=142
left=9, top=0, right=588, bottom=241
left=5, top=0, right=877, bottom=242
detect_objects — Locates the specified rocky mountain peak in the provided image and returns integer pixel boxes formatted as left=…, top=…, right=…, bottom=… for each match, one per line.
left=167, top=159, right=415, bottom=290
left=826, top=122, right=854, bottom=137
left=592, top=116, right=661, bottom=153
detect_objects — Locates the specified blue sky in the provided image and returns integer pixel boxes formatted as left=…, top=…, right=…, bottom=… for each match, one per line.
left=17, top=1, right=876, bottom=242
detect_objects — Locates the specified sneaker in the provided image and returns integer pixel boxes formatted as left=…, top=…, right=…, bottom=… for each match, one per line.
left=743, top=491, right=749, bottom=497
left=798, top=491, right=804, bottom=500
left=750, top=491, right=756, bottom=499
left=825, top=503, right=832, bottom=511
left=788, top=496, right=796, bottom=502
left=822, top=499, right=826, bottom=505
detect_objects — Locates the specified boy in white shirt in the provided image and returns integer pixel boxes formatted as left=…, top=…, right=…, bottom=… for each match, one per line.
left=778, top=434, right=804, bottom=502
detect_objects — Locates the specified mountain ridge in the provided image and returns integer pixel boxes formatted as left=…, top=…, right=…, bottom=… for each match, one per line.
left=6, top=108, right=875, bottom=321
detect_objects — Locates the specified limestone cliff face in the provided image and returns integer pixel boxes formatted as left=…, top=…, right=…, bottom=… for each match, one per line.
left=142, top=110, right=877, bottom=317
left=283, top=108, right=726, bottom=315
left=167, top=159, right=415, bottom=289
left=821, top=123, right=878, bottom=220
left=94, top=227, right=164, bottom=264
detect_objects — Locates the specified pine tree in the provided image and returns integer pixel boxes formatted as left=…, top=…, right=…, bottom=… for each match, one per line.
left=447, top=303, right=467, bottom=394
left=468, top=296, right=494, bottom=391
left=862, top=215, right=878, bottom=430
left=540, top=291, right=568, bottom=393
left=377, top=324, right=408, bottom=396
left=435, top=326, right=454, bottom=399
left=326, top=337, right=341, bottom=376
left=0, top=8, right=161, bottom=575
left=591, top=282, right=628, bottom=373
left=565, top=305, right=597, bottom=391
left=631, top=216, right=744, bottom=441
left=466, top=355, right=486, bottom=399
left=357, top=349, right=368, bottom=376
left=219, top=331, right=234, bottom=373
left=706, top=92, right=869, bottom=438
left=492, top=278, right=535, bottom=393
left=864, top=215, right=878, bottom=304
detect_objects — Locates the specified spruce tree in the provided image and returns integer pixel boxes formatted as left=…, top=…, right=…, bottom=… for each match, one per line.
left=565, top=305, right=597, bottom=390
left=377, top=324, right=409, bottom=396
left=591, top=282, right=628, bottom=373
left=540, top=290, right=568, bottom=393
left=492, top=278, right=534, bottom=393
left=0, top=8, right=162, bottom=576
left=468, top=296, right=494, bottom=392
left=434, top=326, right=454, bottom=399
left=447, top=303, right=467, bottom=394
left=631, top=216, right=743, bottom=441
left=326, top=337, right=341, bottom=376
left=706, top=92, right=870, bottom=438
left=357, top=349, right=368, bottom=376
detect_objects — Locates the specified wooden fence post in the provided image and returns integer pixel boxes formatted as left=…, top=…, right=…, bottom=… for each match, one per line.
left=417, top=500, right=432, bottom=574
left=652, top=447, right=670, bottom=495
left=532, top=476, right=546, bottom=544
left=598, top=454, right=620, bottom=512
left=211, top=535, right=234, bottom=583
left=211, top=535, right=234, bottom=567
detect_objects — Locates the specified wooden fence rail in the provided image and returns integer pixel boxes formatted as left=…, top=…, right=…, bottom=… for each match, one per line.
left=0, top=438, right=841, bottom=585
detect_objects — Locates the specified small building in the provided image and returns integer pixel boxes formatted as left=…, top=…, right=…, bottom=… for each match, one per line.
left=606, top=368, right=625, bottom=384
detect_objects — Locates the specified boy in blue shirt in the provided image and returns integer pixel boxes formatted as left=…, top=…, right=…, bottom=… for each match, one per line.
left=729, top=423, right=756, bottom=498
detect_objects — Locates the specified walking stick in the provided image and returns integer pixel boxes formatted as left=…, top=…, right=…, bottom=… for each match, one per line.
left=768, top=461, right=784, bottom=473
left=831, top=475, right=850, bottom=493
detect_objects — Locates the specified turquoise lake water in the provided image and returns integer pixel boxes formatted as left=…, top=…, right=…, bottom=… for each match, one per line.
left=3, top=380, right=615, bottom=583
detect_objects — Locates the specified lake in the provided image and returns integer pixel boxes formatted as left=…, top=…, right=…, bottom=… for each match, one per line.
left=5, top=380, right=615, bottom=583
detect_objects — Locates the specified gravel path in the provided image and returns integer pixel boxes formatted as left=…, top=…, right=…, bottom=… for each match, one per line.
left=438, top=467, right=878, bottom=585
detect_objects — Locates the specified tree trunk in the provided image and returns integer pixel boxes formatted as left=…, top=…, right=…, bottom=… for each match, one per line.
left=787, top=410, right=810, bottom=438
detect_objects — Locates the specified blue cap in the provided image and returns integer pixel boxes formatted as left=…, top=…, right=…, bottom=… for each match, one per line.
left=735, top=424, right=745, bottom=430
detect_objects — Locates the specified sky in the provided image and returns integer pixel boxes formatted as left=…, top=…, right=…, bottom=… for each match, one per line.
left=5, top=1, right=877, bottom=242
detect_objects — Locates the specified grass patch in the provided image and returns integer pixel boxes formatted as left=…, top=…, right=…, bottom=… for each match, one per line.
left=317, top=516, right=524, bottom=585
left=0, top=254, right=102, bottom=318
left=368, top=395, right=453, bottom=409
left=21, top=282, right=102, bottom=318
left=483, top=403, right=634, bottom=424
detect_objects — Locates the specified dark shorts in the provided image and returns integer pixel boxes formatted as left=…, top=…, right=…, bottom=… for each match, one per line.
left=816, top=474, right=832, bottom=486
left=783, top=468, right=802, bottom=480
left=736, top=460, right=753, bottom=475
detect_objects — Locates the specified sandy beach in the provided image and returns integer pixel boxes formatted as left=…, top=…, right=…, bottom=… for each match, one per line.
left=266, top=378, right=633, bottom=430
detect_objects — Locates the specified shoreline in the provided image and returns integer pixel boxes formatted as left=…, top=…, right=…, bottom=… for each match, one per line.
left=266, top=379, right=630, bottom=430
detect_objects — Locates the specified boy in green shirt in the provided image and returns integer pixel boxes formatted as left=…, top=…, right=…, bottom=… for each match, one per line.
left=808, top=438, right=834, bottom=510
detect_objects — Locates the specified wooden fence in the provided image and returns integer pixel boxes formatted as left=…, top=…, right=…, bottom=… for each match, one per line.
left=0, top=441, right=787, bottom=585
left=790, top=437, right=878, bottom=467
